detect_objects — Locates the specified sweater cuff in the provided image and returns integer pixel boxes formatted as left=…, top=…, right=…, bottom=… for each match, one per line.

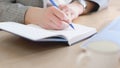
left=1, top=3, right=30, bottom=24
left=8, top=4, right=30, bottom=23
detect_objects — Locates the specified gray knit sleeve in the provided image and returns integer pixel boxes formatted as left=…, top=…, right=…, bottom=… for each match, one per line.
left=0, top=1, right=30, bottom=23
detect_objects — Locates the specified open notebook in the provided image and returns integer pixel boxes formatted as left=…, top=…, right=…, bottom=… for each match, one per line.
left=0, top=22, right=96, bottom=45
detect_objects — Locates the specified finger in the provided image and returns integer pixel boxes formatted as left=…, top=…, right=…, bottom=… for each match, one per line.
left=59, top=5, right=65, bottom=10
left=39, top=12, right=64, bottom=30
left=63, top=10, right=73, bottom=22
left=50, top=19, right=64, bottom=30
left=49, top=20, right=63, bottom=30
left=50, top=14, right=63, bottom=27
left=50, top=19, right=69, bottom=30
left=50, top=6, right=69, bottom=22
left=61, top=6, right=69, bottom=12
left=41, top=20, right=58, bottom=30
left=59, top=5, right=68, bottom=10
left=71, top=11, right=78, bottom=19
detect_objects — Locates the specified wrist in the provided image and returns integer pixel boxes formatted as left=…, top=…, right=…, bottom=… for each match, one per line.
left=25, top=7, right=33, bottom=24
left=25, top=7, right=42, bottom=24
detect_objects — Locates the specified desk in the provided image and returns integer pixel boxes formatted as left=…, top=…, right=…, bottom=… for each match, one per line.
left=0, top=0, right=120, bottom=68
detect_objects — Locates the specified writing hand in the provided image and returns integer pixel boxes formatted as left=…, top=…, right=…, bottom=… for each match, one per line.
left=25, top=6, right=69, bottom=30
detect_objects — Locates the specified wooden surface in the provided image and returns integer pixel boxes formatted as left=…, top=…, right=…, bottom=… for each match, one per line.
left=0, top=0, right=120, bottom=68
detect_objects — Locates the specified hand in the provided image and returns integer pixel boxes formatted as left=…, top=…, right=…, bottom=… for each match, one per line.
left=25, top=6, right=69, bottom=30
left=59, top=1, right=84, bottom=21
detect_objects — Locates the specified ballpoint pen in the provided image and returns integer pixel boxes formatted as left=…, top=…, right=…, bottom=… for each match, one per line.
left=49, top=0, right=75, bottom=29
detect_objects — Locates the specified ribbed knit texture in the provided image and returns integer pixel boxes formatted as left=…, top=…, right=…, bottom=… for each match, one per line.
left=0, top=0, right=43, bottom=23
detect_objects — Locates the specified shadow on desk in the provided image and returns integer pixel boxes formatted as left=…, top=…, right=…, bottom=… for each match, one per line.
left=0, top=31, right=68, bottom=53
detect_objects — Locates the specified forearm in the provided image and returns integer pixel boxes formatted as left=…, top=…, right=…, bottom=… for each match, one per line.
left=0, top=1, right=29, bottom=23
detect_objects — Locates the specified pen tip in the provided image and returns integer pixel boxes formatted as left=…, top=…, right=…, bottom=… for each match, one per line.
left=69, top=24, right=75, bottom=30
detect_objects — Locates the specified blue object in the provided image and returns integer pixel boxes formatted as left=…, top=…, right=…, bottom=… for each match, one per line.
left=49, top=0, right=75, bottom=29
left=82, top=16, right=120, bottom=48
left=49, top=0, right=58, bottom=7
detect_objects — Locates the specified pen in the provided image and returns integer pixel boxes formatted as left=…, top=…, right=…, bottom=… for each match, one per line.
left=49, top=0, right=75, bottom=29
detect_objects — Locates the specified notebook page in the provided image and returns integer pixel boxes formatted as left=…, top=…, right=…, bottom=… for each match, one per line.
left=49, top=24, right=96, bottom=40
left=0, top=22, right=96, bottom=45
left=0, top=22, right=59, bottom=41
left=28, top=24, right=96, bottom=42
